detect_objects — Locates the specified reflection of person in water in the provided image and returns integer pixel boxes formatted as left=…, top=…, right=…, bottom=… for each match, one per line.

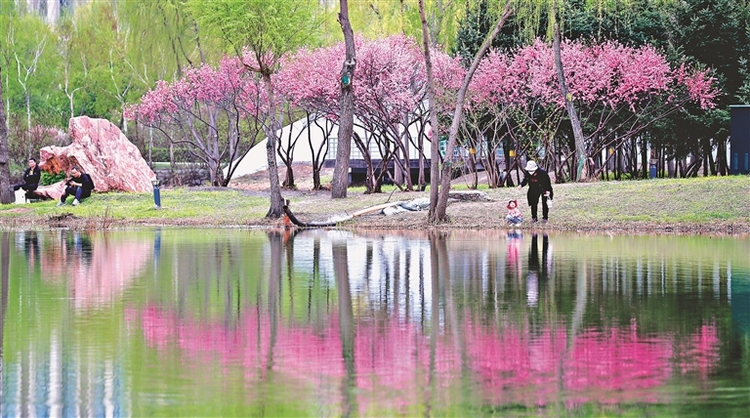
left=507, top=230, right=523, bottom=283
left=21, top=231, right=41, bottom=265
left=527, top=233, right=550, bottom=307
left=67, top=231, right=93, bottom=264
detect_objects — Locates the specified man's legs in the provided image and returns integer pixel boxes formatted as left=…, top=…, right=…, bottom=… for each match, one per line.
left=74, top=187, right=91, bottom=200
left=72, top=187, right=91, bottom=205
left=542, top=196, right=549, bottom=220
left=527, top=192, right=540, bottom=221
left=58, top=186, right=75, bottom=205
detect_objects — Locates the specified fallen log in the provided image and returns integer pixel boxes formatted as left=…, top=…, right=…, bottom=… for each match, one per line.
left=350, top=201, right=406, bottom=217
left=283, top=200, right=406, bottom=228
left=283, top=204, right=342, bottom=228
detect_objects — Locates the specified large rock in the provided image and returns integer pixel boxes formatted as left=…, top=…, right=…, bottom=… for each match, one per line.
left=36, top=116, right=156, bottom=200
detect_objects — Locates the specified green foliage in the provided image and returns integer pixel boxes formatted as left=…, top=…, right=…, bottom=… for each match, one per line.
left=41, top=171, right=66, bottom=186
left=346, top=0, right=463, bottom=51
left=117, top=0, right=215, bottom=80
left=185, top=0, right=323, bottom=71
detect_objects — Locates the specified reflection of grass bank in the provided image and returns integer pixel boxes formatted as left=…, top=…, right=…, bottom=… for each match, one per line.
left=0, top=176, right=748, bottom=234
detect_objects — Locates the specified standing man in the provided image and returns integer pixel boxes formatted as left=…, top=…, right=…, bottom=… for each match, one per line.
left=13, top=157, right=41, bottom=194
left=57, top=166, right=95, bottom=206
left=517, top=160, right=554, bottom=223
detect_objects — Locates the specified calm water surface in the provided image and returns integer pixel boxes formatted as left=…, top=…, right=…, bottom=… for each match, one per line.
left=1, top=228, right=749, bottom=417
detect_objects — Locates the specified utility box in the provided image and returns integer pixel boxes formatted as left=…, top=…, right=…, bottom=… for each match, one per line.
left=730, top=105, right=750, bottom=174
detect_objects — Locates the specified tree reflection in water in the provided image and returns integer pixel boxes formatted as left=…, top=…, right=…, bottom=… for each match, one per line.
left=131, top=229, right=726, bottom=413
left=2, top=229, right=743, bottom=416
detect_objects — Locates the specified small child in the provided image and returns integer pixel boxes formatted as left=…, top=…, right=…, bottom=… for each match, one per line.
left=506, top=199, right=523, bottom=225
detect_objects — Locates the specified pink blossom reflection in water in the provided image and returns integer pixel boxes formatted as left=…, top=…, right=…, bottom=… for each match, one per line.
left=132, top=306, right=720, bottom=412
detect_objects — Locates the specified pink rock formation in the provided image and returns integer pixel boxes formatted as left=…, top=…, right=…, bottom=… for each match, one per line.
left=35, top=116, right=156, bottom=199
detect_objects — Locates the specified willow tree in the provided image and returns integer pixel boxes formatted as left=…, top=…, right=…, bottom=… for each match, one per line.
left=348, top=0, right=464, bottom=50
left=185, top=0, right=322, bottom=218
left=119, top=0, right=210, bottom=81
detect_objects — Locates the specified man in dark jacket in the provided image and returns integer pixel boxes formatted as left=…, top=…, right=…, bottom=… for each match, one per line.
left=57, top=166, right=95, bottom=206
left=13, top=157, right=41, bottom=194
left=517, top=160, right=554, bottom=223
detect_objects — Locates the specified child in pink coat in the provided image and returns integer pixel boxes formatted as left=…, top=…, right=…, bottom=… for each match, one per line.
left=505, top=199, right=523, bottom=225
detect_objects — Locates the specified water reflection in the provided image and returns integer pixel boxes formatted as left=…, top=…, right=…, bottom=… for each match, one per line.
left=40, top=231, right=152, bottom=309
left=2, top=230, right=154, bottom=417
left=1, top=229, right=749, bottom=416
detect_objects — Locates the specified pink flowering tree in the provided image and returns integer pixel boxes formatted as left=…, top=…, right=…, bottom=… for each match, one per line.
left=125, top=56, right=266, bottom=186
left=353, top=35, right=427, bottom=192
left=470, top=38, right=719, bottom=181
left=276, top=44, right=342, bottom=190
left=278, top=36, right=463, bottom=194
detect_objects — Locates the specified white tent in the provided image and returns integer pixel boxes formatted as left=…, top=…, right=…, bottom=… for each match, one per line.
left=224, top=116, right=433, bottom=181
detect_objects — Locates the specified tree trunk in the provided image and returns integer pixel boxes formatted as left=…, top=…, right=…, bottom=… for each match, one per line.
left=641, top=139, right=649, bottom=179
left=417, top=121, right=426, bottom=190
left=25, top=91, right=31, bottom=133
left=169, top=141, right=175, bottom=172
left=432, top=1, right=513, bottom=223
left=262, top=74, right=285, bottom=218
left=419, top=0, right=441, bottom=219
left=717, top=139, right=727, bottom=175
left=310, top=112, right=331, bottom=190
left=283, top=165, right=295, bottom=189
left=400, top=119, right=413, bottom=191
left=0, top=67, right=13, bottom=204
left=352, top=132, right=375, bottom=193
left=553, top=23, right=587, bottom=181
left=332, top=0, right=356, bottom=199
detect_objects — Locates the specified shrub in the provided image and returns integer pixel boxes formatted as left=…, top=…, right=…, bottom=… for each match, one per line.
left=42, top=171, right=67, bottom=186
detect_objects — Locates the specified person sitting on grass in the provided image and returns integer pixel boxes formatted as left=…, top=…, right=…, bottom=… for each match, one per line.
left=506, top=199, right=524, bottom=225
left=57, top=166, right=95, bottom=207
left=13, top=157, right=41, bottom=197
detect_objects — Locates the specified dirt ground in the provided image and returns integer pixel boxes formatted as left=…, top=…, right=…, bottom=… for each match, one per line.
left=225, top=163, right=750, bottom=235
left=228, top=162, right=511, bottom=230
left=229, top=162, right=333, bottom=192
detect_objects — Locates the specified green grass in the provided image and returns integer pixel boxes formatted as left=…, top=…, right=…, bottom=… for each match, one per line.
left=1, top=188, right=269, bottom=227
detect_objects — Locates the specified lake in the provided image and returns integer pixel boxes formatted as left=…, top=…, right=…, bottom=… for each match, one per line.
left=1, top=228, right=749, bottom=417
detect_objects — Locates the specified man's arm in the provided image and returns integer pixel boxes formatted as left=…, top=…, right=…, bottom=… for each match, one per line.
left=81, top=174, right=95, bottom=191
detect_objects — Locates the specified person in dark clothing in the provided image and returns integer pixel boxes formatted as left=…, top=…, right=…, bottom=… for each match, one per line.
left=13, top=157, right=41, bottom=193
left=517, top=160, right=554, bottom=223
left=57, top=166, right=95, bottom=206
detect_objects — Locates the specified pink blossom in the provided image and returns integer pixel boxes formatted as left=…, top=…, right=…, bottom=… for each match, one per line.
left=470, top=38, right=719, bottom=112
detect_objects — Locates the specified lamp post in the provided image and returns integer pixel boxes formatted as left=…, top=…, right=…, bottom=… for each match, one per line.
left=152, top=179, right=161, bottom=208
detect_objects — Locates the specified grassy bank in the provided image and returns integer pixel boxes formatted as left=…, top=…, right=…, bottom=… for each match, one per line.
left=1, top=175, right=748, bottom=234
